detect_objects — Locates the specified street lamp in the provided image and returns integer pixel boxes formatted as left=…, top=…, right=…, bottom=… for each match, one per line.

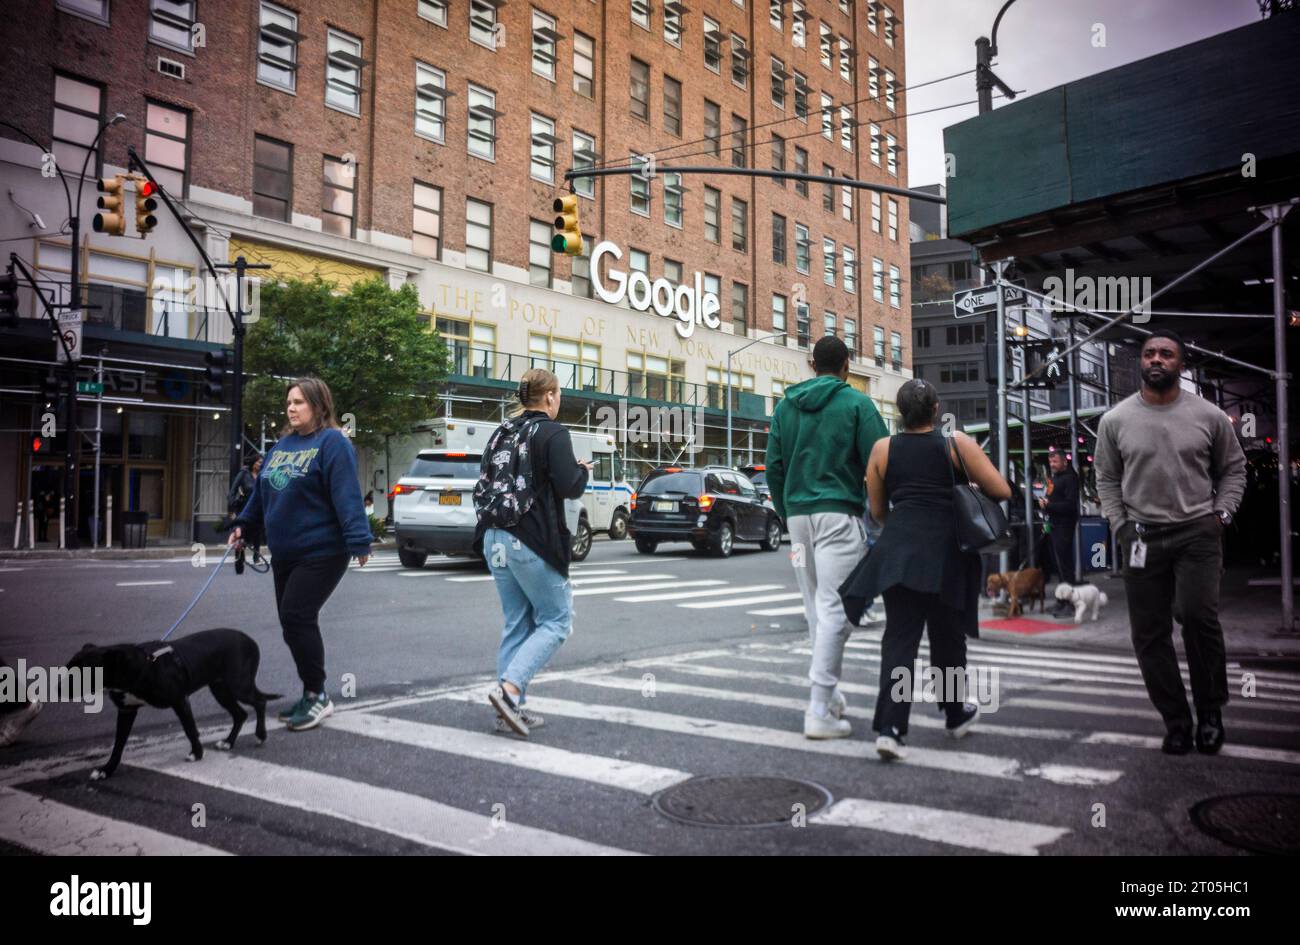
left=725, top=333, right=777, bottom=468
left=0, top=112, right=126, bottom=548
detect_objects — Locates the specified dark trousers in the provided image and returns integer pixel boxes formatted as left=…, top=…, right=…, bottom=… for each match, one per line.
left=1119, top=514, right=1228, bottom=730
left=1049, top=519, right=1077, bottom=584
left=271, top=553, right=349, bottom=694
left=873, top=585, right=969, bottom=736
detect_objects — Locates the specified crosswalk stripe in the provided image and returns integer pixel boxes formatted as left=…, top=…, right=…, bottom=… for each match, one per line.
left=679, top=592, right=804, bottom=610
left=475, top=695, right=1122, bottom=786
left=126, top=751, right=640, bottom=856
left=748, top=605, right=807, bottom=616
left=1001, top=696, right=1300, bottom=733
left=0, top=785, right=229, bottom=856
left=574, top=580, right=723, bottom=597
left=571, top=573, right=677, bottom=586
left=811, top=798, right=1069, bottom=856
left=573, top=556, right=691, bottom=567
left=397, top=570, right=446, bottom=578
left=328, top=712, right=691, bottom=794
left=115, top=580, right=174, bottom=587
left=616, top=584, right=786, bottom=603
left=1080, top=731, right=1300, bottom=765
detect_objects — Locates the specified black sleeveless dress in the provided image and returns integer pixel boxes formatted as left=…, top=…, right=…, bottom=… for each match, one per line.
left=838, top=429, right=982, bottom=637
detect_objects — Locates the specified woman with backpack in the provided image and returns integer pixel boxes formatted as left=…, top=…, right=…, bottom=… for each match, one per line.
left=474, top=368, right=591, bottom=736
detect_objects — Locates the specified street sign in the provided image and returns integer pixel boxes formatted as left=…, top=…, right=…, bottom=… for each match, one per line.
left=77, top=381, right=104, bottom=395
left=56, top=309, right=82, bottom=363
left=952, top=284, right=1026, bottom=319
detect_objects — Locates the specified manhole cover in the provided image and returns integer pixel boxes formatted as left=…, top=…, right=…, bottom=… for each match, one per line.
left=1190, top=793, right=1300, bottom=855
left=653, top=776, right=832, bottom=828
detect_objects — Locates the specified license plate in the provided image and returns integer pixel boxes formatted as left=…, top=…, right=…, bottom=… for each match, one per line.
left=653, top=500, right=675, bottom=512
left=438, top=493, right=462, bottom=506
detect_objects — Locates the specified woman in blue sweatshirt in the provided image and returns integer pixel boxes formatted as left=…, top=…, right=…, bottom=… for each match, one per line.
left=230, top=377, right=371, bottom=731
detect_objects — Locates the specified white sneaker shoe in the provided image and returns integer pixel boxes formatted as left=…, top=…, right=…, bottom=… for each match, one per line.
left=804, top=708, right=852, bottom=739
left=876, top=728, right=908, bottom=761
left=829, top=689, right=848, bottom=719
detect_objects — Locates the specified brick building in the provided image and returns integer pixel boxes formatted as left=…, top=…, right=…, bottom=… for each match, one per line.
left=0, top=0, right=912, bottom=543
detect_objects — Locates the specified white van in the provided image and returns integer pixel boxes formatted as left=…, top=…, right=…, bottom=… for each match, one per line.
left=392, top=418, right=632, bottom=567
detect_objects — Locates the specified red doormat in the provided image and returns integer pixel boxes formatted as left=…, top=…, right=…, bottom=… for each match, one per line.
left=980, top=617, right=1074, bottom=634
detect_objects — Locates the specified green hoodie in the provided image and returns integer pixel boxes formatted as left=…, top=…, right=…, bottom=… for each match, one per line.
left=764, top=374, right=889, bottom=521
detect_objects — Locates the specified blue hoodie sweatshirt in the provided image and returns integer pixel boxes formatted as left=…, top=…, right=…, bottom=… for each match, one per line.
left=236, top=427, right=372, bottom=561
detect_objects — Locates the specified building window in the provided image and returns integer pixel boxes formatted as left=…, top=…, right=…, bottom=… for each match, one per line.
left=664, top=258, right=683, bottom=285
left=418, top=0, right=448, bottom=27
left=841, top=185, right=852, bottom=221
left=470, top=0, right=500, bottom=48
left=52, top=73, right=103, bottom=179
left=412, top=181, right=441, bottom=259
left=529, top=219, right=552, bottom=287
left=795, top=224, right=810, bottom=273
left=706, top=366, right=754, bottom=410
left=843, top=247, right=856, bottom=293
left=868, top=57, right=879, bottom=100
left=772, top=213, right=786, bottom=265
left=664, top=173, right=683, bottom=227
left=144, top=100, right=188, bottom=196
left=532, top=9, right=559, bottom=80
left=57, top=0, right=109, bottom=23
left=771, top=56, right=787, bottom=109
left=732, top=198, right=748, bottom=252
left=885, top=69, right=896, bottom=111
left=871, top=191, right=882, bottom=233
left=870, top=124, right=881, bottom=165
left=465, top=198, right=493, bottom=272
left=630, top=57, right=649, bottom=121
left=888, top=198, right=899, bottom=241
left=258, top=2, right=300, bottom=91
left=792, top=1, right=806, bottom=47
left=884, top=6, right=896, bottom=46
left=252, top=135, right=292, bottom=221
left=772, top=294, right=787, bottom=340
left=438, top=316, right=496, bottom=377
left=731, top=114, right=747, bottom=168
left=889, top=264, right=902, bottom=307
left=149, top=0, right=195, bottom=53
left=891, top=331, right=903, bottom=367
left=769, top=0, right=783, bottom=31
left=840, top=106, right=854, bottom=151
left=794, top=147, right=808, bottom=197
left=915, top=327, right=930, bottom=348
left=631, top=0, right=650, bottom=29
left=819, top=22, right=833, bottom=69
left=820, top=94, right=834, bottom=140
left=771, top=134, right=785, bottom=182
left=796, top=303, right=811, bottom=348
left=573, top=32, right=595, bottom=97
left=415, top=62, right=447, bottom=142
left=845, top=318, right=857, bottom=358
left=530, top=113, right=557, bottom=182
left=467, top=84, right=498, bottom=161
left=731, top=34, right=749, bottom=87
left=325, top=29, right=364, bottom=115
left=664, top=75, right=682, bottom=136
left=704, top=17, right=721, bottom=72
left=572, top=130, right=596, bottom=199
left=532, top=334, right=601, bottom=389
left=792, top=72, right=808, bottom=120
left=823, top=238, right=836, bottom=286
left=322, top=156, right=356, bottom=237
left=839, top=38, right=852, bottom=83
left=705, top=100, right=721, bottom=156
left=665, top=3, right=683, bottom=45
left=571, top=237, right=596, bottom=298
left=887, top=134, right=898, bottom=176
left=627, top=352, right=686, bottom=402
left=732, top=282, right=748, bottom=334
left=874, top=326, right=885, bottom=364
left=872, top=257, right=884, bottom=302
left=868, top=2, right=878, bottom=33
left=825, top=312, right=836, bottom=337
left=630, top=153, right=651, bottom=216
left=704, top=187, right=721, bottom=243
left=703, top=273, right=721, bottom=318
left=822, top=166, right=834, bottom=212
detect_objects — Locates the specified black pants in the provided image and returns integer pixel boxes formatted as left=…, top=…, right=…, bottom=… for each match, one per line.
left=1118, top=515, right=1228, bottom=730
left=271, top=553, right=349, bottom=694
left=873, top=585, right=969, bottom=736
left=1049, top=519, right=1077, bottom=584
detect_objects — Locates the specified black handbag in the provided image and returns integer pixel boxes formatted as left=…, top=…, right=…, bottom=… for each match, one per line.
left=947, top=438, right=1016, bottom=554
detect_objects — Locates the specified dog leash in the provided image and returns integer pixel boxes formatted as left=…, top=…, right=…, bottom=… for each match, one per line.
left=160, top=543, right=236, bottom=642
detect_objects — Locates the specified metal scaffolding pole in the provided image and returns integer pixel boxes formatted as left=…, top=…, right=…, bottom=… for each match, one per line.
left=1263, top=203, right=1294, bottom=632
left=993, top=260, right=1010, bottom=574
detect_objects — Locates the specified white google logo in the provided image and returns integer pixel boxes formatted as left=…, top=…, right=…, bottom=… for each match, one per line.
left=590, top=241, right=721, bottom=339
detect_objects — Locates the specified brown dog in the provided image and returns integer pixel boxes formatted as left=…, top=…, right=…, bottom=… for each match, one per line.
left=987, top=568, right=1046, bottom=617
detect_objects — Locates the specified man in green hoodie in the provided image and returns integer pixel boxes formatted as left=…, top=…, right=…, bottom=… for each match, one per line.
left=766, top=336, right=890, bottom=739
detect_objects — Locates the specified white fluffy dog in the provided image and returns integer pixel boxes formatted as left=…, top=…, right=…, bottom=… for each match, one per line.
left=1054, top=582, right=1109, bottom=623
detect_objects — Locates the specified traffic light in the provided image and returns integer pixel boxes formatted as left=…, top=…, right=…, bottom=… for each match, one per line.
left=203, top=349, right=229, bottom=400
left=551, top=194, right=582, bottom=256
left=31, top=434, right=52, bottom=454
left=0, top=265, right=17, bottom=326
left=40, top=372, right=61, bottom=406
left=93, top=176, right=127, bottom=236
left=135, top=179, right=159, bottom=234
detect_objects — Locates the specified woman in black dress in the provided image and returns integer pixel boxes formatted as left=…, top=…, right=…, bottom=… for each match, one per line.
left=842, top=379, right=1011, bottom=761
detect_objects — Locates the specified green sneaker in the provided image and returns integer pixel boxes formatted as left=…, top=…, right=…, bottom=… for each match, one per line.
left=277, top=693, right=309, bottom=723
left=286, top=691, right=334, bottom=731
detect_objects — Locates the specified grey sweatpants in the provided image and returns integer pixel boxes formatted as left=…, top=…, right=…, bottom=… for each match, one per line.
left=786, top=512, right=868, bottom=706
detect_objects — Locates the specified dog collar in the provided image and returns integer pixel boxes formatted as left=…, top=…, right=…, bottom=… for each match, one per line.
left=148, top=645, right=175, bottom=662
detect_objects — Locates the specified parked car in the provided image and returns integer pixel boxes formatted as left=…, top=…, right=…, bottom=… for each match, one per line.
left=739, top=463, right=785, bottom=533
left=629, top=465, right=783, bottom=557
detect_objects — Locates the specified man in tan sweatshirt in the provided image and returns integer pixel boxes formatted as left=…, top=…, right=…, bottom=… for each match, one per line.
left=1095, top=330, right=1246, bottom=756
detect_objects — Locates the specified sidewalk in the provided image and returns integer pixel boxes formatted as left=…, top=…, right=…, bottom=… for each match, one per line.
left=0, top=536, right=397, bottom=561
left=976, top=566, right=1300, bottom=659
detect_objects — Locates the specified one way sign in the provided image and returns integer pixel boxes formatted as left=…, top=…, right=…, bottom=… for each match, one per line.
left=952, top=284, right=1026, bottom=319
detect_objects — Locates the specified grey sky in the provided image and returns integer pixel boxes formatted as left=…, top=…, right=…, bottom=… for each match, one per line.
left=903, top=0, right=1263, bottom=188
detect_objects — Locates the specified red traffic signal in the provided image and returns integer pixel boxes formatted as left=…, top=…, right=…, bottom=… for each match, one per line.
left=32, top=435, right=51, bottom=454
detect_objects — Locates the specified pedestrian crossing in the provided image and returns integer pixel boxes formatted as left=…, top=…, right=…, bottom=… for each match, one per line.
left=3, top=631, right=1297, bottom=857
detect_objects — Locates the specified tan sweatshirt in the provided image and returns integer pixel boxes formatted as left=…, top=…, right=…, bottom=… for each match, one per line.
left=1095, top=389, right=1247, bottom=528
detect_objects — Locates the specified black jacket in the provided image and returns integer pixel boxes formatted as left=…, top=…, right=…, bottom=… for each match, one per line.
left=1045, top=467, right=1079, bottom=525
left=475, top=411, right=588, bottom=577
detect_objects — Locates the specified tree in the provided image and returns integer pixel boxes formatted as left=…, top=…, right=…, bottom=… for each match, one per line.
left=243, top=276, right=450, bottom=451
left=914, top=272, right=955, bottom=303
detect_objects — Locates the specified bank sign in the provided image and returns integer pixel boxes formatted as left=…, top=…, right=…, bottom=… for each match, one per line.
left=590, top=241, right=720, bottom=338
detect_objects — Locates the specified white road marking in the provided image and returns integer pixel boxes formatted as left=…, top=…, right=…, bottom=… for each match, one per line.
left=616, top=584, right=786, bottom=603
left=679, top=592, right=804, bottom=609
left=812, top=798, right=1069, bottom=856
left=573, top=580, right=724, bottom=598
left=114, top=580, right=174, bottom=587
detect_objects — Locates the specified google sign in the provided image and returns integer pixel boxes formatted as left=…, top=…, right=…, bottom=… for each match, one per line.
left=590, top=241, right=720, bottom=339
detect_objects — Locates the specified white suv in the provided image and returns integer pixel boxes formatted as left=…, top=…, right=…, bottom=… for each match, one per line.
left=392, top=449, right=484, bottom=568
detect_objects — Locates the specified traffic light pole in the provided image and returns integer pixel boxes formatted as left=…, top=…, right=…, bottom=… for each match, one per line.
left=64, top=211, right=80, bottom=548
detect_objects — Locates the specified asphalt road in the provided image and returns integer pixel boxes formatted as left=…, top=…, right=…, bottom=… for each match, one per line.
left=2, top=538, right=1298, bottom=855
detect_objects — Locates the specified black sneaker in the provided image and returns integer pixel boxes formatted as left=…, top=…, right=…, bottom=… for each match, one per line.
left=875, top=726, right=908, bottom=761
left=1162, top=726, right=1194, bottom=755
left=489, top=684, right=529, bottom=737
left=945, top=702, right=981, bottom=740
left=1195, top=708, right=1224, bottom=755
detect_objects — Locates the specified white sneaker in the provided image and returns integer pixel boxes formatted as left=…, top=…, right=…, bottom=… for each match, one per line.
left=829, top=689, right=848, bottom=719
left=876, top=729, right=908, bottom=761
left=0, top=699, right=42, bottom=748
left=804, top=708, right=852, bottom=739
left=495, top=709, right=544, bottom=733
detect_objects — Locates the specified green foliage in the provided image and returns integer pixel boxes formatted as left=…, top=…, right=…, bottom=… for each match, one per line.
left=243, top=277, right=449, bottom=450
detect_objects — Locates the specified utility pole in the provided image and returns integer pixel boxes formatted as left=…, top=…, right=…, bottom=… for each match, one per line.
left=214, top=255, right=270, bottom=483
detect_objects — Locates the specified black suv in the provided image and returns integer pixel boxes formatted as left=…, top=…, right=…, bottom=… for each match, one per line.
left=629, top=466, right=783, bottom=557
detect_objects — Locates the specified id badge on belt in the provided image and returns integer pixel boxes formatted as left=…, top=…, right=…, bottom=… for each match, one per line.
left=1129, top=523, right=1147, bottom=569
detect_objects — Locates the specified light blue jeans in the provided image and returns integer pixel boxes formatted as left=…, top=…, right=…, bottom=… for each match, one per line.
left=482, top=527, right=574, bottom=704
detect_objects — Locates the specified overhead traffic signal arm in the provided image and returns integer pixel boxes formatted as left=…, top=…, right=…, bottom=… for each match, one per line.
left=552, top=194, right=583, bottom=256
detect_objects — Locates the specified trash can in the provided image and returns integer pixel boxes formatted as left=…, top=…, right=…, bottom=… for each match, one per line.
left=1077, top=516, right=1111, bottom=573
left=122, top=510, right=149, bottom=549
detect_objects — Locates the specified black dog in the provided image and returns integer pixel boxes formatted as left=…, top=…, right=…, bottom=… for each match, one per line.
left=67, top=628, right=280, bottom=780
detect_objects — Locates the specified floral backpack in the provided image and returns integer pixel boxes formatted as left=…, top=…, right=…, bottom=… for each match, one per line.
left=473, top=416, right=543, bottom=528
